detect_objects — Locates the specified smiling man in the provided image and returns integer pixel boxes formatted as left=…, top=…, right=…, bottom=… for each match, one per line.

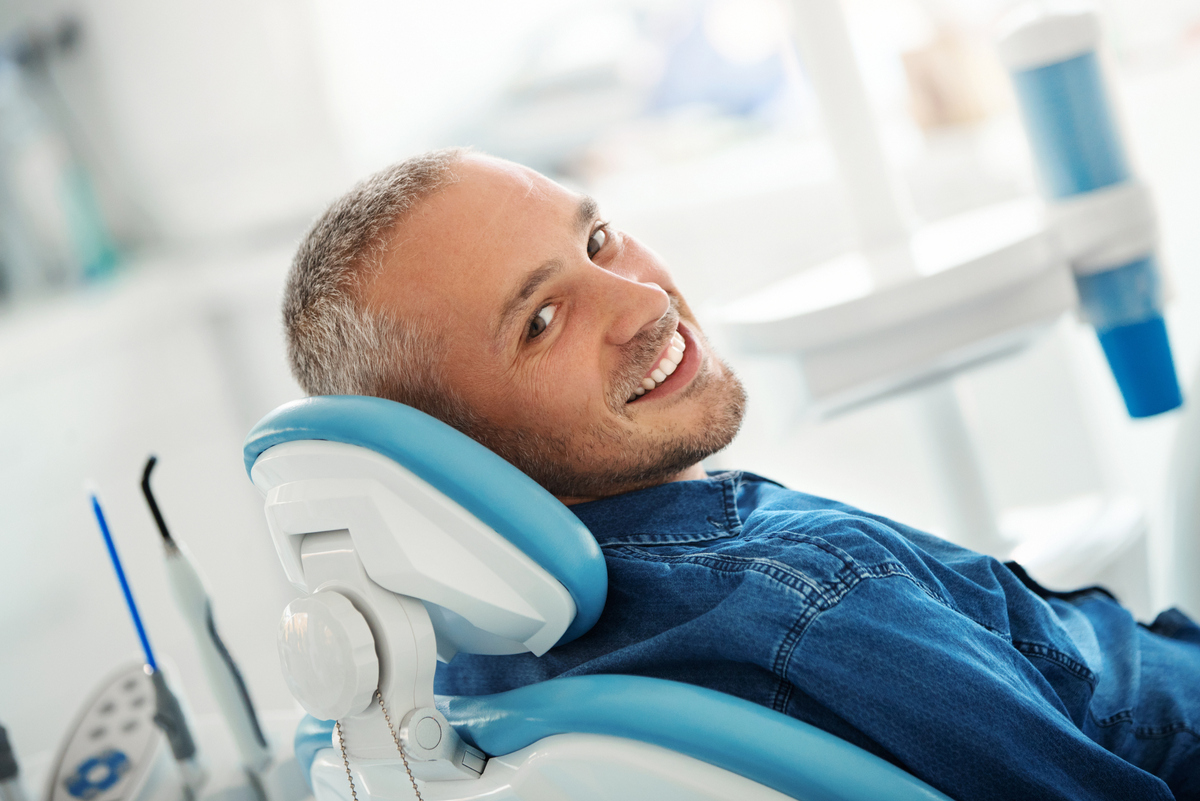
left=286, top=148, right=745, bottom=502
left=283, top=149, right=1200, bottom=801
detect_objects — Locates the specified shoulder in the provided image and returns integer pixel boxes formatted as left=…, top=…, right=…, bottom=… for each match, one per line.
left=603, top=501, right=939, bottom=608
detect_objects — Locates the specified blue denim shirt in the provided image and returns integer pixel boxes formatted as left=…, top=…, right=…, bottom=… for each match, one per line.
left=436, top=472, right=1200, bottom=800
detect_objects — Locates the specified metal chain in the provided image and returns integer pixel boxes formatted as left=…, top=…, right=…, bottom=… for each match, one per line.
left=376, top=691, right=424, bottom=801
left=335, top=721, right=358, bottom=801
left=336, top=692, right=424, bottom=801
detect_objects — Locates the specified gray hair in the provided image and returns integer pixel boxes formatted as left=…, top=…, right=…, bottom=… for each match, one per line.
left=283, top=147, right=478, bottom=428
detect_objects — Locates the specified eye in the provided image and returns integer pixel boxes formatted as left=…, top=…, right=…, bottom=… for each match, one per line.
left=587, top=226, right=607, bottom=259
left=528, top=304, right=555, bottom=339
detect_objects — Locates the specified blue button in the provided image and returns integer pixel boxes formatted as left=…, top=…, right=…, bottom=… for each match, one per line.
left=65, top=749, right=129, bottom=800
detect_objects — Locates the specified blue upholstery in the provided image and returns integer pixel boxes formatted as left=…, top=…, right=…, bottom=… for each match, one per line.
left=244, top=396, right=606, bottom=644
left=294, top=715, right=334, bottom=791
left=294, top=675, right=950, bottom=800
left=257, top=397, right=952, bottom=799
left=442, top=675, right=950, bottom=800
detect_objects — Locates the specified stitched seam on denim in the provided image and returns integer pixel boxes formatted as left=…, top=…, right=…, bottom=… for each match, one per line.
left=610, top=540, right=963, bottom=627
left=1089, top=709, right=1200, bottom=741
left=857, top=561, right=961, bottom=613
left=1011, top=641, right=1098, bottom=685
left=1132, top=723, right=1200, bottom=741
left=762, top=529, right=981, bottom=627
left=598, top=529, right=737, bottom=546
left=749, top=529, right=959, bottom=611
left=722, top=475, right=744, bottom=536
left=771, top=675, right=795, bottom=714
left=605, top=548, right=837, bottom=606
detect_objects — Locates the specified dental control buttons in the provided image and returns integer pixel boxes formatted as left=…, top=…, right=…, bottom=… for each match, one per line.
left=279, top=591, right=379, bottom=720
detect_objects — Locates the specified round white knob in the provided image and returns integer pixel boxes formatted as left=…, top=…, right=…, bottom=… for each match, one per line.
left=278, top=590, right=379, bottom=720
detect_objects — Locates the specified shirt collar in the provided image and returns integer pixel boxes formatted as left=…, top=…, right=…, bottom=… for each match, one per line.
left=568, top=470, right=749, bottom=546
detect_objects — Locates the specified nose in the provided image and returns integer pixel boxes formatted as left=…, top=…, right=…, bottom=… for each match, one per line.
left=597, top=272, right=671, bottom=346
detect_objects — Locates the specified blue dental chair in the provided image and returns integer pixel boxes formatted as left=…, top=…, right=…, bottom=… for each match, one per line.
left=244, top=396, right=950, bottom=801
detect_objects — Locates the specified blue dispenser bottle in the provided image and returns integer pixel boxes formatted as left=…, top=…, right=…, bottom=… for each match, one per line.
left=999, top=11, right=1182, bottom=417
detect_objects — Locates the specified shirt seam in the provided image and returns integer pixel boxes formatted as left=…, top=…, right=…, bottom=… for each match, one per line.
left=1088, top=709, right=1200, bottom=741
left=721, top=474, right=744, bottom=536
left=742, top=528, right=964, bottom=612
left=605, top=534, right=965, bottom=621
left=1011, top=640, right=1098, bottom=685
left=606, top=547, right=839, bottom=607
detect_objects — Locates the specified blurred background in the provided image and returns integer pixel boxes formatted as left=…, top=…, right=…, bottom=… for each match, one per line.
left=4, top=0, right=1200, bottom=789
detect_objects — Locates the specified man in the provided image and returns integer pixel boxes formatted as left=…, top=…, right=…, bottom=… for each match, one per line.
left=284, top=149, right=1199, bottom=800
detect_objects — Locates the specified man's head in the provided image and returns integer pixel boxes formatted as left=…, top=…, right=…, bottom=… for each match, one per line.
left=285, top=150, right=745, bottom=502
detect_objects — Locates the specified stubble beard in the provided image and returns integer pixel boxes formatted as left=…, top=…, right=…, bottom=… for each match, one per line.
left=464, top=323, right=748, bottom=500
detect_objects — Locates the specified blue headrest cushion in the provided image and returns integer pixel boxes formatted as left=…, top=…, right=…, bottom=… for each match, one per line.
left=243, top=396, right=607, bottom=645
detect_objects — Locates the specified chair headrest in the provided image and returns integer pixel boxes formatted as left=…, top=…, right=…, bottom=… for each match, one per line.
left=244, top=396, right=607, bottom=644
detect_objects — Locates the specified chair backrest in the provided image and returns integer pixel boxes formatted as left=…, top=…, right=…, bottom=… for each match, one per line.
left=250, top=397, right=955, bottom=801
left=244, top=395, right=608, bottom=656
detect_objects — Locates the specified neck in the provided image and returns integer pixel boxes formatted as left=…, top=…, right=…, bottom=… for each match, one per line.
left=556, top=462, right=708, bottom=506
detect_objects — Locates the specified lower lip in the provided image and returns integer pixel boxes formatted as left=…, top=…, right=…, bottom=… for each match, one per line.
left=628, top=323, right=701, bottom=404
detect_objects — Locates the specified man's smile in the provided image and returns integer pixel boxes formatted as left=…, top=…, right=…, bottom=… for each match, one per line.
left=626, top=321, right=702, bottom=405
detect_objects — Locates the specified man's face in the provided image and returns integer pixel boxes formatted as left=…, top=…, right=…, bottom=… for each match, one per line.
left=366, top=155, right=745, bottom=501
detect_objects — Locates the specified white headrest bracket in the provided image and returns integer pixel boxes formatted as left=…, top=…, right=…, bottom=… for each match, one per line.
left=253, top=440, right=577, bottom=657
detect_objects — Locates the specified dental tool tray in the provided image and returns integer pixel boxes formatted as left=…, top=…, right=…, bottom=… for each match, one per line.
left=718, top=198, right=1075, bottom=415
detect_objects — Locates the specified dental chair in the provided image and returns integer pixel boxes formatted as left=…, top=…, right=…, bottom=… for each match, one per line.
left=244, top=395, right=950, bottom=801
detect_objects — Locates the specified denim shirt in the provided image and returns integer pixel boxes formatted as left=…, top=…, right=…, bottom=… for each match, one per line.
left=436, top=472, right=1199, bottom=800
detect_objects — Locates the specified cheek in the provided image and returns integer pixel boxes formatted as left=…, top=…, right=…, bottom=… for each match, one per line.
left=521, top=341, right=613, bottom=419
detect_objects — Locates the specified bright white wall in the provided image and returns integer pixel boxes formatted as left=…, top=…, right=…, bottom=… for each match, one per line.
left=1, top=0, right=348, bottom=245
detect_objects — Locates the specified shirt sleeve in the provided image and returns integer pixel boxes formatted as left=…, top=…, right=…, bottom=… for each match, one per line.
left=781, top=572, right=1173, bottom=801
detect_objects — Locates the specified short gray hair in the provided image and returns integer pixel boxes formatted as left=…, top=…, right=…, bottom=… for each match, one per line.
left=283, top=148, right=479, bottom=428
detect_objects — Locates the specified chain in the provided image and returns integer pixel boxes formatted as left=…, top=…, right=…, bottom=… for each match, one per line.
left=334, top=721, right=358, bottom=801
left=376, top=691, right=424, bottom=801
left=335, top=692, right=424, bottom=801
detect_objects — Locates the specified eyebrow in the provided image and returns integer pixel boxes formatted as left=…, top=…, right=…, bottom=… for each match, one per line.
left=493, top=196, right=600, bottom=345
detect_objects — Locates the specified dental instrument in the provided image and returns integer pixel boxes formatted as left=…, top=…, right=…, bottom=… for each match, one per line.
left=88, top=488, right=205, bottom=798
left=0, top=723, right=28, bottom=801
left=998, top=9, right=1183, bottom=418
left=44, top=663, right=178, bottom=801
left=140, top=456, right=273, bottom=792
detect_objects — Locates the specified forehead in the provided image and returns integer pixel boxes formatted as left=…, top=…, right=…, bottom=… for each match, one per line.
left=367, top=156, right=578, bottom=326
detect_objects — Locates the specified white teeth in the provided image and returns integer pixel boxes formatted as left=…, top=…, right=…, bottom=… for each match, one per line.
left=630, top=329, right=689, bottom=402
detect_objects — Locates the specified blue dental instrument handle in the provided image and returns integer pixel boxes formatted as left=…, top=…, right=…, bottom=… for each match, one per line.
left=91, top=492, right=157, bottom=672
left=999, top=11, right=1182, bottom=418
left=89, top=490, right=201, bottom=775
